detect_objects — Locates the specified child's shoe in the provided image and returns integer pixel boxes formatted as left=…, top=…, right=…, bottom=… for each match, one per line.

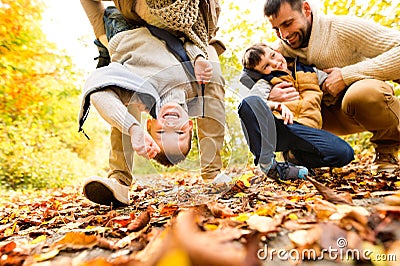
left=260, top=160, right=308, bottom=180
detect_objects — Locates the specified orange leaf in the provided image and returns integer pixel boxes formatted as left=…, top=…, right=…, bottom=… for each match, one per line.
left=0, top=241, right=17, bottom=253
left=51, top=232, right=98, bottom=250
left=160, top=204, right=179, bottom=216
left=128, top=207, right=153, bottom=232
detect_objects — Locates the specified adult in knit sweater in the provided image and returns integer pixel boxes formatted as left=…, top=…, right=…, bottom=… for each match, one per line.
left=260, top=0, right=400, bottom=173
left=79, top=0, right=227, bottom=207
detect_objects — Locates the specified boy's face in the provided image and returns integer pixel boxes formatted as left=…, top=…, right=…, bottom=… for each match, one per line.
left=147, top=102, right=193, bottom=157
left=254, top=47, right=288, bottom=75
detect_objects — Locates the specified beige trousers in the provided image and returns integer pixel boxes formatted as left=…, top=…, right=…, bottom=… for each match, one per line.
left=321, top=79, right=400, bottom=154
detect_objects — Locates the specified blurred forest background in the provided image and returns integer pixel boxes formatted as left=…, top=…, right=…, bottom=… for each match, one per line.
left=0, top=0, right=399, bottom=190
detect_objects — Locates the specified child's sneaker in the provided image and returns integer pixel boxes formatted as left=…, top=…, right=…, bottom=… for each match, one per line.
left=260, top=160, right=308, bottom=180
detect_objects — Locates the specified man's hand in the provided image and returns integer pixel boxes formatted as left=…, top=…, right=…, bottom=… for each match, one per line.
left=269, top=82, right=300, bottom=102
left=129, top=124, right=160, bottom=159
left=194, top=56, right=213, bottom=84
left=323, top=67, right=346, bottom=96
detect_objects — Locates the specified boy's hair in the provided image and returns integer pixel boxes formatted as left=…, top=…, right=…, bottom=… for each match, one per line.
left=264, top=0, right=304, bottom=18
left=152, top=129, right=193, bottom=167
left=242, top=43, right=270, bottom=70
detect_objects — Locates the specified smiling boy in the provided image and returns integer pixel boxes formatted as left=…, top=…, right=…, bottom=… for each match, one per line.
left=242, top=43, right=329, bottom=129
left=147, top=102, right=194, bottom=166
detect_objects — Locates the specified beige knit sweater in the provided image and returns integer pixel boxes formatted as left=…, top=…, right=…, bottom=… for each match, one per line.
left=80, top=0, right=206, bottom=59
left=276, top=8, right=400, bottom=86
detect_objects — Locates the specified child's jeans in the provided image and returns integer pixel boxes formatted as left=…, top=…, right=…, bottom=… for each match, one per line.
left=238, top=96, right=354, bottom=168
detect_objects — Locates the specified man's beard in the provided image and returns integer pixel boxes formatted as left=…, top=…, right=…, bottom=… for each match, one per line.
left=283, top=21, right=312, bottom=48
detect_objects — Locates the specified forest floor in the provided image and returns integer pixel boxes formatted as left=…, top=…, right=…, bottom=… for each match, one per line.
left=1, top=154, right=400, bottom=266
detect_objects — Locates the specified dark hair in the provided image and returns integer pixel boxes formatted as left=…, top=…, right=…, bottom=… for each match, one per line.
left=242, top=43, right=272, bottom=70
left=264, top=0, right=304, bottom=17
left=152, top=129, right=192, bottom=167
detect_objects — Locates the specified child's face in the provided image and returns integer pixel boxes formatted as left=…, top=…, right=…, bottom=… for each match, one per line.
left=147, top=103, right=193, bottom=158
left=254, top=47, right=288, bottom=75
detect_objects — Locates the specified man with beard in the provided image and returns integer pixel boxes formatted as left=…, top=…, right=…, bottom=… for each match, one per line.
left=252, top=0, right=400, bottom=173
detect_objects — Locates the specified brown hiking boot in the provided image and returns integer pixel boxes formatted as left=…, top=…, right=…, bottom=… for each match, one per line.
left=371, top=152, right=399, bottom=174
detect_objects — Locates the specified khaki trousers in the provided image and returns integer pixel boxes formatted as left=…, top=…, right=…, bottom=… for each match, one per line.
left=321, top=79, right=400, bottom=154
left=105, top=46, right=225, bottom=184
left=197, top=45, right=225, bottom=180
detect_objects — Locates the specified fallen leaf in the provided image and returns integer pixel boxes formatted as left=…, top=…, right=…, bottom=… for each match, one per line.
left=0, top=241, right=16, bottom=253
left=246, top=214, right=279, bottom=233
left=32, top=248, right=60, bottom=262
left=159, top=204, right=179, bottom=216
left=288, top=226, right=322, bottom=248
left=384, top=193, right=400, bottom=206
left=128, top=207, right=153, bottom=231
left=109, top=215, right=132, bottom=228
left=207, top=202, right=237, bottom=218
left=173, top=209, right=254, bottom=266
left=51, top=232, right=98, bottom=250
left=307, top=176, right=353, bottom=205
left=30, top=235, right=46, bottom=245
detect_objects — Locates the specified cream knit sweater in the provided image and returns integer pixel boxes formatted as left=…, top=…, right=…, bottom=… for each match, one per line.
left=276, top=8, right=400, bottom=86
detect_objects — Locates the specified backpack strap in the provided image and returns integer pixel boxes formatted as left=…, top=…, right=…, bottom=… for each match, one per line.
left=145, top=24, right=196, bottom=80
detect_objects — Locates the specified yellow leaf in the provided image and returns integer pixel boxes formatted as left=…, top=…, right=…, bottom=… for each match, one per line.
left=255, top=203, right=277, bottom=217
left=361, top=241, right=387, bottom=266
left=33, top=248, right=59, bottom=262
left=156, top=247, right=191, bottom=266
left=31, top=235, right=46, bottom=244
left=236, top=172, right=253, bottom=187
left=203, top=223, right=219, bottom=231
left=288, top=213, right=298, bottom=220
left=232, top=213, right=250, bottom=222
left=4, top=228, right=14, bottom=237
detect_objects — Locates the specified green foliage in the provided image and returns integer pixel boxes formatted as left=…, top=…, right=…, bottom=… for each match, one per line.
left=0, top=0, right=107, bottom=189
left=0, top=122, right=102, bottom=190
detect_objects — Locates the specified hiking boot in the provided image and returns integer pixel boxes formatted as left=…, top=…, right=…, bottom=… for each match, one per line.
left=371, top=152, right=399, bottom=174
left=94, top=39, right=110, bottom=68
left=260, top=160, right=308, bottom=181
left=83, top=176, right=129, bottom=207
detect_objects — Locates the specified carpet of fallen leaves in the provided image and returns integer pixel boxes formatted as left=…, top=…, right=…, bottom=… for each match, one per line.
left=1, top=154, right=400, bottom=266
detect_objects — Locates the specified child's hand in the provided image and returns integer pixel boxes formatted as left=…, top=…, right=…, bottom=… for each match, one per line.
left=194, top=56, right=213, bottom=84
left=129, top=124, right=160, bottom=159
left=275, top=103, right=294, bottom=125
